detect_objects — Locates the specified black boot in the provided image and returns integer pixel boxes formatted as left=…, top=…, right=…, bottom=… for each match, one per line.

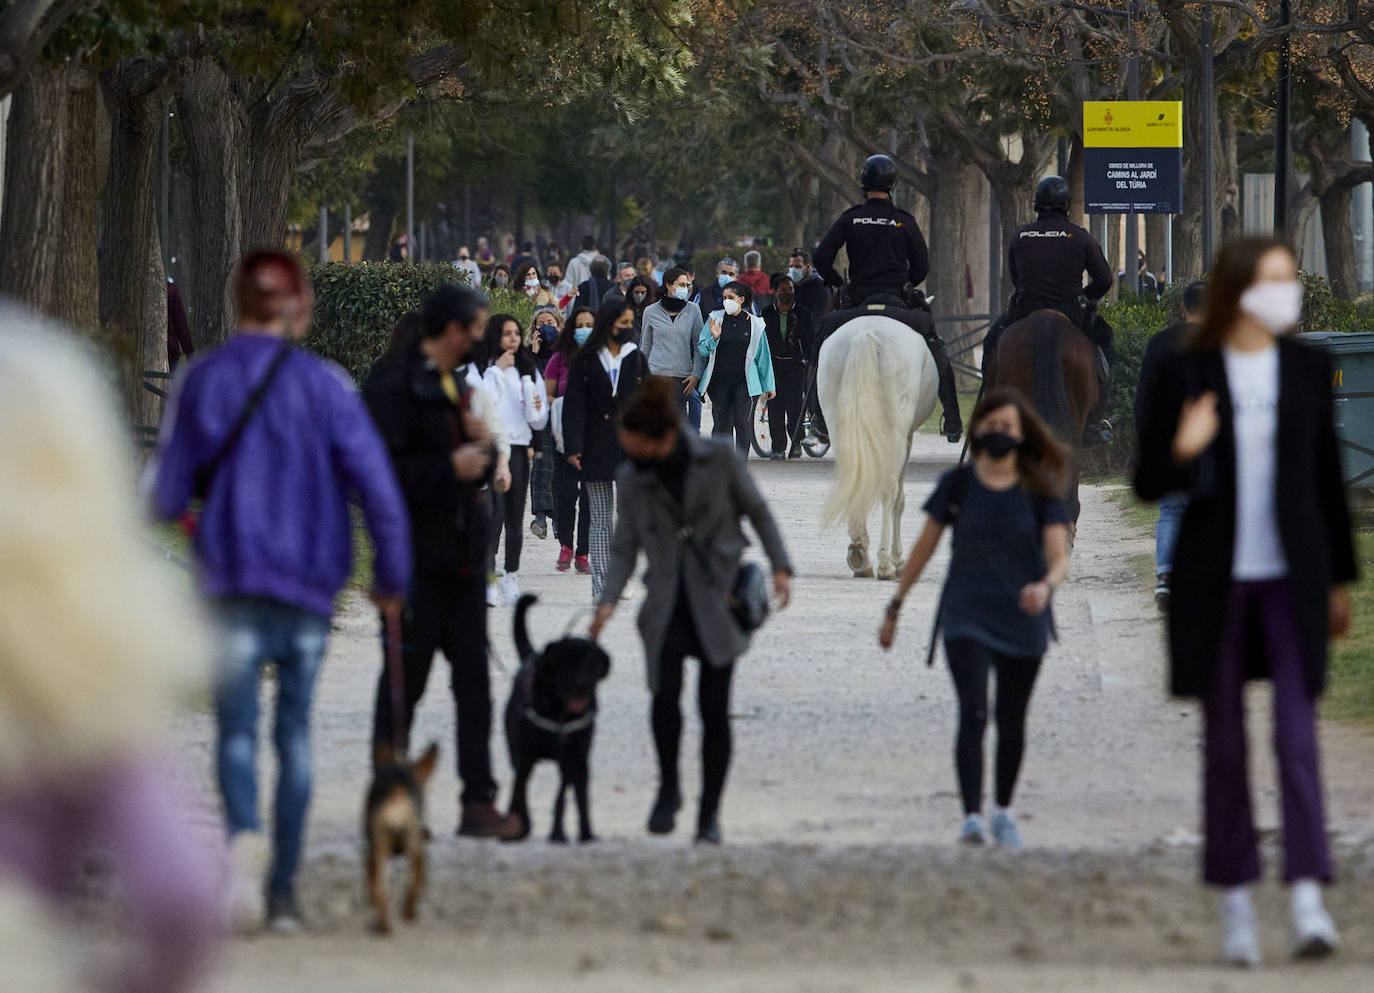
left=927, top=333, right=962, bottom=443
left=647, top=783, right=682, bottom=835
left=1083, top=346, right=1114, bottom=447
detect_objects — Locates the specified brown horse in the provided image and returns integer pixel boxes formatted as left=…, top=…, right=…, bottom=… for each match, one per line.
left=987, top=310, right=1098, bottom=523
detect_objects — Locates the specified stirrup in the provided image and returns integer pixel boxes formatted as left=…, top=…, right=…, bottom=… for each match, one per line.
left=1083, top=419, right=1114, bottom=447
left=940, top=413, right=963, bottom=444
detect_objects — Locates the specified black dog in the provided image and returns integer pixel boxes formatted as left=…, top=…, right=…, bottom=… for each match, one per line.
left=504, top=594, right=611, bottom=843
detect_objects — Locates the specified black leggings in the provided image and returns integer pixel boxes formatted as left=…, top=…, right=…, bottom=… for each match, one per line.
left=945, top=638, right=1042, bottom=815
left=489, top=446, right=530, bottom=574
left=552, top=455, right=589, bottom=556
left=709, top=380, right=752, bottom=456
left=652, top=607, right=735, bottom=828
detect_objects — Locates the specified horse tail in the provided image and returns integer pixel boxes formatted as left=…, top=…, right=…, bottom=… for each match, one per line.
left=822, top=327, right=898, bottom=529
left=1031, top=319, right=1075, bottom=444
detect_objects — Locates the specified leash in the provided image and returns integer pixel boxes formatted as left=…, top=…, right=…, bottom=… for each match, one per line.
left=385, top=609, right=407, bottom=754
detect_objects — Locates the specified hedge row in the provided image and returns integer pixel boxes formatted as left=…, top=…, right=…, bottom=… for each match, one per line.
left=305, top=261, right=537, bottom=382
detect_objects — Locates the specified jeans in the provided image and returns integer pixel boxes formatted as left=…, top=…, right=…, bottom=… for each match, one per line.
left=489, top=446, right=531, bottom=574
left=213, top=596, right=331, bottom=897
left=553, top=455, right=590, bottom=556
left=1155, top=492, right=1186, bottom=575
left=669, top=376, right=703, bottom=433
left=1203, top=578, right=1331, bottom=886
left=530, top=429, right=555, bottom=520
left=709, top=380, right=752, bottom=456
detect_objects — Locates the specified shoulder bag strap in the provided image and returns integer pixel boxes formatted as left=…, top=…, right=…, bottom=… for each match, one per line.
left=194, top=340, right=294, bottom=498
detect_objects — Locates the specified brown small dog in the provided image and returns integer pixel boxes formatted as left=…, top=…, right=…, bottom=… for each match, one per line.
left=363, top=742, right=439, bottom=934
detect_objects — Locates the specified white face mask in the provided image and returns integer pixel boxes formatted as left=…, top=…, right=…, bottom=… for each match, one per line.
left=1239, top=280, right=1303, bottom=334
left=672, top=285, right=691, bottom=301
left=722, top=298, right=742, bottom=316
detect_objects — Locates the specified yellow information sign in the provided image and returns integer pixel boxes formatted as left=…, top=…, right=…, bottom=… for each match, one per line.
left=1083, top=101, right=1183, bottom=149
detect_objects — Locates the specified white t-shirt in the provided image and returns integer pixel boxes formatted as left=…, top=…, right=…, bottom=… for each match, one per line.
left=1223, top=344, right=1286, bottom=580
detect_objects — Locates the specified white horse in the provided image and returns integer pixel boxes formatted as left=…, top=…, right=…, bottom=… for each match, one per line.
left=818, top=315, right=938, bottom=579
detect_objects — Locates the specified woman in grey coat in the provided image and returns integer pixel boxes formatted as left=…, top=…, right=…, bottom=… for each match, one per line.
left=590, top=378, right=792, bottom=844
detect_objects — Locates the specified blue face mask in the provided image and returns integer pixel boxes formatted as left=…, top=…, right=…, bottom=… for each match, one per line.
left=717, top=274, right=732, bottom=289
left=574, top=327, right=593, bottom=346
left=788, top=267, right=805, bottom=283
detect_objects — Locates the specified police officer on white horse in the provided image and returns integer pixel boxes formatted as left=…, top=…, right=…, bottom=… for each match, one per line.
left=981, top=175, right=1116, bottom=446
left=807, top=154, right=963, bottom=445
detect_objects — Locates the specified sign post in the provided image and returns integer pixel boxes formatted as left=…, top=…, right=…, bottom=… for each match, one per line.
left=1084, top=101, right=1184, bottom=291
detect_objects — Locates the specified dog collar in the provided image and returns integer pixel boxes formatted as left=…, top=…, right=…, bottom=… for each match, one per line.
left=522, top=707, right=596, bottom=736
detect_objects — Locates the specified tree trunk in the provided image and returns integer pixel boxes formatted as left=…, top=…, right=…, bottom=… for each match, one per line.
left=363, top=201, right=396, bottom=261
left=241, top=112, right=299, bottom=252
left=0, top=60, right=70, bottom=313
left=100, top=59, right=166, bottom=422
left=53, top=65, right=103, bottom=332
left=139, top=223, right=168, bottom=431
left=1319, top=183, right=1358, bottom=300
left=177, top=57, right=244, bottom=349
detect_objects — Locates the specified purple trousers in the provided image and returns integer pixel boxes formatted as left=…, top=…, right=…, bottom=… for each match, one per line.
left=1202, top=578, right=1332, bottom=886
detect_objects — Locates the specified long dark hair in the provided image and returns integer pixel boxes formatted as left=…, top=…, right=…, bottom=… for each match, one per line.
left=577, top=300, right=635, bottom=357
left=1190, top=235, right=1293, bottom=351
left=627, top=274, right=657, bottom=311
left=512, top=261, right=539, bottom=289
left=483, top=312, right=537, bottom=377
left=555, top=306, right=595, bottom=359
left=386, top=310, right=424, bottom=356
left=969, top=386, right=1067, bottom=498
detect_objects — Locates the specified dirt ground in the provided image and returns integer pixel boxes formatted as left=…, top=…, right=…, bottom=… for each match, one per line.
left=155, top=433, right=1374, bottom=990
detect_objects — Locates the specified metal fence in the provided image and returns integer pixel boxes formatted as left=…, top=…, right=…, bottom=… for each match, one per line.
left=135, top=369, right=171, bottom=450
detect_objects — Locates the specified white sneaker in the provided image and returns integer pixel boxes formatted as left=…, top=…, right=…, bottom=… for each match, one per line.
left=990, top=808, right=1023, bottom=848
left=958, top=813, right=987, bottom=846
left=486, top=582, right=500, bottom=608
left=1221, top=887, right=1262, bottom=968
left=1291, top=879, right=1339, bottom=959
left=501, top=572, right=520, bottom=605
left=224, top=831, right=269, bottom=935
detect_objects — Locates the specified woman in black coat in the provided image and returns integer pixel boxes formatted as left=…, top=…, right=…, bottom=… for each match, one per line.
left=562, top=300, right=648, bottom=601
left=1134, top=236, right=1356, bottom=967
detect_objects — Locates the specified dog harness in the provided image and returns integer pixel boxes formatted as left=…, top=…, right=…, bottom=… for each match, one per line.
left=518, top=663, right=597, bottom=737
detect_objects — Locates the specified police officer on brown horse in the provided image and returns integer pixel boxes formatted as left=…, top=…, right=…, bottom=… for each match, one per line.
left=808, top=154, right=963, bottom=444
left=982, top=175, right=1116, bottom=446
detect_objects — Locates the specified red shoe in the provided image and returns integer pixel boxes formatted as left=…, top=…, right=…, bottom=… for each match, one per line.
left=574, top=555, right=591, bottom=574
left=556, top=545, right=573, bottom=571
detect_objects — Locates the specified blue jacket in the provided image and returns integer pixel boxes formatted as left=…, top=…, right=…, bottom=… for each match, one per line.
left=149, top=332, right=411, bottom=617
left=697, top=310, right=775, bottom=398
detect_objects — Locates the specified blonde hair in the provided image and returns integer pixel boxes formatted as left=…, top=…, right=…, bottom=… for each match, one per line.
left=0, top=311, right=208, bottom=785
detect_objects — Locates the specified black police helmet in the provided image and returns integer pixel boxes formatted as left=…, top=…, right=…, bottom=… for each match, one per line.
left=1034, top=175, right=1071, bottom=212
left=860, top=154, right=897, bottom=192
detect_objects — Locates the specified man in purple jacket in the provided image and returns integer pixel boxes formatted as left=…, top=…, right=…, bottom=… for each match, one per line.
left=148, top=250, right=411, bottom=935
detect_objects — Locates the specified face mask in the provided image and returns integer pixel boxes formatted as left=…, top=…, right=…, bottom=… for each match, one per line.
left=717, top=274, right=732, bottom=289
left=632, top=291, right=647, bottom=303
left=722, top=299, right=742, bottom=317
left=574, top=327, right=592, bottom=346
left=493, top=275, right=508, bottom=287
left=1239, top=280, right=1303, bottom=334
left=611, top=325, right=632, bottom=342
left=777, top=292, right=794, bottom=306
left=788, top=267, right=805, bottom=283
left=631, top=455, right=661, bottom=471
left=972, top=431, right=1020, bottom=459
left=537, top=324, right=558, bottom=342
left=673, top=285, right=691, bottom=301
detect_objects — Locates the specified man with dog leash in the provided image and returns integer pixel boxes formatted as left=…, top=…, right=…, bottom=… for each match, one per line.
left=808, top=154, right=963, bottom=445
left=149, top=251, right=412, bottom=935
left=363, top=284, right=524, bottom=843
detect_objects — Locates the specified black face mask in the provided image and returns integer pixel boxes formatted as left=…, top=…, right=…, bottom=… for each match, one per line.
left=972, top=431, right=1020, bottom=459
left=611, top=326, right=633, bottom=343
left=630, top=455, right=660, bottom=470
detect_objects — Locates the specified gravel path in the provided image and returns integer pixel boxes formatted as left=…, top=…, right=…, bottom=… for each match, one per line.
left=158, top=433, right=1374, bottom=990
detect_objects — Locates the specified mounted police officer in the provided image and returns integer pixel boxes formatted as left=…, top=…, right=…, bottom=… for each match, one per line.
left=808, top=154, right=963, bottom=444
left=982, top=175, right=1116, bottom=445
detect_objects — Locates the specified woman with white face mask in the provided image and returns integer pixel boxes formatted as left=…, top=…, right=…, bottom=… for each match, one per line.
left=696, top=282, right=775, bottom=457
left=1135, top=237, right=1357, bottom=968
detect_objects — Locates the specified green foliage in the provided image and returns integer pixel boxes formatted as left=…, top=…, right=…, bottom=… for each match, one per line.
left=305, top=261, right=536, bottom=381
left=1328, top=530, right=1374, bottom=730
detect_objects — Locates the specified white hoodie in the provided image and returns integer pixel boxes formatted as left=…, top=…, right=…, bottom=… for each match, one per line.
left=482, top=362, right=549, bottom=446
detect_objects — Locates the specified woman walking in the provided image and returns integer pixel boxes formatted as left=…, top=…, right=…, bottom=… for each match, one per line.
left=528, top=305, right=562, bottom=542
left=590, top=378, right=792, bottom=843
left=1135, top=236, right=1356, bottom=967
left=697, top=281, right=775, bottom=456
left=562, top=301, right=649, bottom=600
left=482, top=313, right=548, bottom=606
left=879, top=388, right=1071, bottom=848
left=545, top=308, right=595, bottom=573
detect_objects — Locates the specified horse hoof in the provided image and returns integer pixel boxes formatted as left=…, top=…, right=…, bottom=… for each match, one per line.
left=846, top=543, right=867, bottom=572
left=876, top=568, right=896, bottom=581
left=853, top=568, right=874, bottom=579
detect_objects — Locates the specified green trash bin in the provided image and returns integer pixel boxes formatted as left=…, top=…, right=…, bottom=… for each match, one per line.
left=1305, top=331, right=1374, bottom=488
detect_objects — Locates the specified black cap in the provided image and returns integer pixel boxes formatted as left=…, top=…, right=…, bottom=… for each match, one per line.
left=860, top=154, right=897, bottom=192
left=1034, top=175, right=1071, bottom=212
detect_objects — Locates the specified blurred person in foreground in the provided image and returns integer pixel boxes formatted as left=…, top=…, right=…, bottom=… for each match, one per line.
left=148, top=250, right=412, bottom=934
left=1135, top=237, right=1356, bottom=967
left=0, top=313, right=218, bottom=991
